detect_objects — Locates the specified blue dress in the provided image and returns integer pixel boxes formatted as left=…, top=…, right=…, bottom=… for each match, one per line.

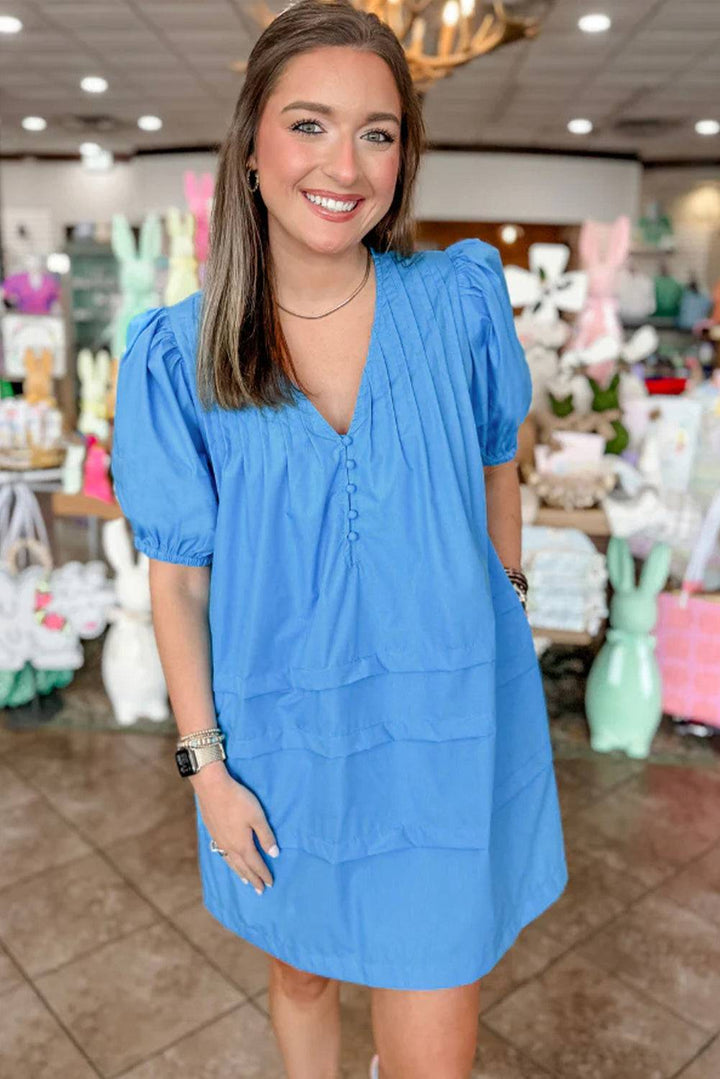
left=111, top=238, right=568, bottom=990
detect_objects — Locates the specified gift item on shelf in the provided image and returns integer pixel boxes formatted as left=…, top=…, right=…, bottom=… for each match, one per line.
left=655, top=488, right=720, bottom=730
left=504, top=243, right=587, bottom=324
left=617, top=264, right=656, bottom=325
left=653, top=267, right=684, bottom=319
left=521, top=526, right=609, bottom=636
left=1, top=253, right=61, bottom=315
left=569, top=215, right=631, bottom=356
left=0, top=535, right=116, bottom=708
left=527, top=431, right=616, bottom=510
left=0, top=313, right=66, bottom=380
left=164, top=207, right=199, bottom=306
left=637, top=201, right=674, bottom=250
left=687, top=370, right=720, bottom=510
left=110, top=213, right=162, bottom=360
left=677, top=279, right=713, bottom=331
left=77, top=348, right=112, bottom=441
left=0, top=396, right=65, bottom=470
left=61, top=441, right=87, bottom=494
left=82, top=434, right=114, bottom=503
left=101, top=517, right=170, bottom=726
left=585, top=537, right=671, bottom=759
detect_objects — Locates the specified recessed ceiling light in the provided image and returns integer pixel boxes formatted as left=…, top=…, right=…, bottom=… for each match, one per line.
left=578, top=13, right=611, bottom=33
left=22, top=116, right=47, bottom=131
left=695, top=119, right=720, bottom=136
left=138, top=115, right=163, bottom=132
left=0, top=15, right=22, bottom=33
left=568, top=118, right=593, bottom=135
left=81, top=76, right=108, bottom=94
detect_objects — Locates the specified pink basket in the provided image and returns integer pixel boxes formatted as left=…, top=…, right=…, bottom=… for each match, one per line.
left=655, top=488, right=720, bottom=727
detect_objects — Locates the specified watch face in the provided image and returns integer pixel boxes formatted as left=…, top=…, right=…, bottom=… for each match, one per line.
left=175, top=747, right=195, bottom=777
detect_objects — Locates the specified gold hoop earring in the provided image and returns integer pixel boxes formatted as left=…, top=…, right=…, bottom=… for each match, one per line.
left=247, top=168, right=259, bottom=193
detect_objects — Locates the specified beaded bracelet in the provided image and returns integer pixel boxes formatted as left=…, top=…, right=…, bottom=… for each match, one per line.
left=177, top=728, right=225, bottom=748
left=503, top=566, right=529, bottom=611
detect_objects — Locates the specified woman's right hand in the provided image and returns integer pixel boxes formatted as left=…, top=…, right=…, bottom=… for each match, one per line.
left=192, top=764, right=279, bottom=894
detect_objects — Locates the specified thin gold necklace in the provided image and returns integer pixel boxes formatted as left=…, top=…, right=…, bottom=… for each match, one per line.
left=276, top=247, right=371, bottom=320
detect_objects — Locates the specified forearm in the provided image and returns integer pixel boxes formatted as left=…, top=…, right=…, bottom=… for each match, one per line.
left=483, top=459, right=523, bottom=570
left=148, top=561, right=229, bottom=792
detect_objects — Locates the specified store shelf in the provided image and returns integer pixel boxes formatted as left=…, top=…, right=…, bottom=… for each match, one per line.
left=534, top=505, right=610, bottom=535
left=531, top=627, right=597, bottom=645
left=52, top=491, right=123, bottom=520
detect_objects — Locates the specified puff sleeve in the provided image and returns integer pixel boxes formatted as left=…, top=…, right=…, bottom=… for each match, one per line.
left=447, top=238, right=532, bottom=465
left=110, top=306, right=218, bottom=566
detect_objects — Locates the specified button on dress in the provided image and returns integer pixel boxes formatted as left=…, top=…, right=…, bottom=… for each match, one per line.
left=111, top=238, right=568, bottom=990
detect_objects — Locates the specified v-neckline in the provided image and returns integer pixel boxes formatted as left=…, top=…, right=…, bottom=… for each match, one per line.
left=291, top=245, right=383, bottom=442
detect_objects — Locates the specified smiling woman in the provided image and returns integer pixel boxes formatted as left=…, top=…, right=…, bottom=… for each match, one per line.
left=110, top=2, right=568, bottom=1077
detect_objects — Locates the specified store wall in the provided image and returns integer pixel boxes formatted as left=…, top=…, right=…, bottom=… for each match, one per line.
left=642, top=166, right=720, bottom=291
left=1, top=149, right=641, bottom=256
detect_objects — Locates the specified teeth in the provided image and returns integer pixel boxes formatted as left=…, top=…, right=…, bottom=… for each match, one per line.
left=304, top=192, right=358, bottom=213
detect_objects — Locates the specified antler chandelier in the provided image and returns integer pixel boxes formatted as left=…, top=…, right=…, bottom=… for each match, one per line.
left=233, top=1, right=549, bottom=92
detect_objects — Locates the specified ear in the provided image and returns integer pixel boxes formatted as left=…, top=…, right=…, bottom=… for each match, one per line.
left=608, top=214, right=631, bottom=267
left=579, top=219, right=600, bottom=268
left=111, top=213, right=136, bottom=262
left=638, top=542, right=672, bottom=596
left=183, top=170, right=196, bottom=202
left=139, top=213, right=162, bottom=263
left=606, top=535, right=635, bottom=592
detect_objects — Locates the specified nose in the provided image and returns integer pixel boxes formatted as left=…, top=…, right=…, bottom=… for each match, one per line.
left=324, top=133, right=361, bottom=187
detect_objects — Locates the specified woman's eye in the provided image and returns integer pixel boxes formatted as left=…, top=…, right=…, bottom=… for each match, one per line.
left=291, top=120, right=323, bottom=135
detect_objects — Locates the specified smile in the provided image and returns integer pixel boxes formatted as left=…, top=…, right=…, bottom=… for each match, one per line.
left=302, top=191, right=361, bottom=213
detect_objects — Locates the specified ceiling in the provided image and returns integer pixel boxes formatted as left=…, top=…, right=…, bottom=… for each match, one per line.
left=0, top=0, right=719, bottom=163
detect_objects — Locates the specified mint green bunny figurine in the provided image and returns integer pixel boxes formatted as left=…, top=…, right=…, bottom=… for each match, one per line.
left=110, top=213, right=162, bottom=361
left=585, top=536, right=672, bottom=759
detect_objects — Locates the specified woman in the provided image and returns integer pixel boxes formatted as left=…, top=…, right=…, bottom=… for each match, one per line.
left=111, top=1, right=568, bottom=1076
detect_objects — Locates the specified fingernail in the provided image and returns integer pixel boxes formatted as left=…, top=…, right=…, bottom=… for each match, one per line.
left=266, top=880, right=273, bottom=887
left=240, top=877, right=248, bottom=884
left=254, top=886, right=263, bottom=895
left=268, top=844, right=280, bottom=858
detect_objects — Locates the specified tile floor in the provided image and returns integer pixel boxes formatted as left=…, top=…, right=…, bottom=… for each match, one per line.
left=1, top=726, right=720, bottom=1078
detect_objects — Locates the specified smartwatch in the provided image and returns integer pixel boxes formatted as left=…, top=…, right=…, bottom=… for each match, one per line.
left=175, top=740, right=227, bottom=778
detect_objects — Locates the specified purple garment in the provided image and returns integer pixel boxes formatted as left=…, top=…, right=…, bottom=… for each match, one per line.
left=2, top=272, right=61, bottom=314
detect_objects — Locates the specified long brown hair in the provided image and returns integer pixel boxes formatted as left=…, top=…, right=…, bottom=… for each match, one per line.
left=196, top=0, right=427, bottom=413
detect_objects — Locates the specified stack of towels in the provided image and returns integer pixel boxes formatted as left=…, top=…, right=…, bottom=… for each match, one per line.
left=522, top=526, right=608, bottom=637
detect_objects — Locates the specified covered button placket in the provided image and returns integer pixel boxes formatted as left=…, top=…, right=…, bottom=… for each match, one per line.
left=341, top=433, right=360, bottom=563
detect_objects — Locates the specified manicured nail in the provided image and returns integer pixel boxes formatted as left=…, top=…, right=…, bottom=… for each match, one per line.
left=254, top=886, right=263, bottom=895
left=240, top=877, right=248, bottom=884
left=268, top=844, right=280, bottom=858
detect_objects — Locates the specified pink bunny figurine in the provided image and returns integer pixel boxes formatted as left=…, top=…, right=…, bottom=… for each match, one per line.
left=184, top=170, right=214, bottom=269
left=83, top=435, right=114, bottom=503
left=571, top=215, right=632, bottom=384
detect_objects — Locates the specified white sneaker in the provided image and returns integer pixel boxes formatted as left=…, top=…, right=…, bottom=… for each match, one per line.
left=368, top=1052, right=380, bottom=1079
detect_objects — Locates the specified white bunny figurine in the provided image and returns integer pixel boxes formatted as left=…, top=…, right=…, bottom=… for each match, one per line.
left=101, top=517, right=170, bottom=726
left=164, top=207, right=199, bottom=306
left=77, top=348, right=111, bottom=441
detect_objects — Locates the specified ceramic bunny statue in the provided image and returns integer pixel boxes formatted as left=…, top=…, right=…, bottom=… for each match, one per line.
left=82, top=434, right=114, bottom=503
left=111, top=213, right=162, bottom=361
left=585, top=536, right=672, bottom=758
left=164, top=206, right=199, bottom=306
left=571, top=215, right=632, bottom=384
left=77, top=348, right=111, bottom=441
left=61, top=442, right=86, bottom=494
left=101, top=517, right=170, bottom=726
left=184, top=170, right=214, bottom=271
left=23, top=347, right=56, bottom=406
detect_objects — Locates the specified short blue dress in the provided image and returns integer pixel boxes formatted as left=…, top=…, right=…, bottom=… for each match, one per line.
left=111, top=238, right=568, bottom=990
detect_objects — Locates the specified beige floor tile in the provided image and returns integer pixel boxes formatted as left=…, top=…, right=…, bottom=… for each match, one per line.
left=0, top=944, right=25, bottom=998
left=578, top=892, right=720, bottom=1032
left=482, top=951, right=708, bottom=1079
left=35, top=920, right=245, bottom=1076
left=478, top=924, right=568, bottom=1015
left=0, top=762, right=41, bottom=811
left=676, top=1034, right=720, bottom=1078
left=33, top=757, right=191, bottom=848
left=0, top=798, right=92, bottom=892
left=0, top=982, right=98, bottom=1078
left=103, top=806, right=202, bottom=915
left=656, top=841, right=720, bottom=929
left=114, top=1001, right=284, bottom=1078
left=0, top=852, right=158, bottom=978
left=473, top=1023, right=553, bottom=1077
left=8, top=729, right=142, bottom=785
left=170, top=900, right=271, bottom=998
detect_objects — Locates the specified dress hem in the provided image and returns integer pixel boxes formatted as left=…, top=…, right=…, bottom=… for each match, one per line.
left=198, top=863, right=569, bottom=991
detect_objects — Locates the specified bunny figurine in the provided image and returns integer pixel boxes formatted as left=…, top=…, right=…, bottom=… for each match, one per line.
left=184, top=170, right=214, bottom=279
left=111, top=213, right=162, bottom=361
left=164, top=206, right=199, bottom=306
left=101, top=517, right=170, bottom=726
left=585, top=536, right=672, bottom=758
left=23, top=347, right=57, bottom=406
left=77, top=348, right=111, bottom=441
left=571, top=215, right=632, bottom=384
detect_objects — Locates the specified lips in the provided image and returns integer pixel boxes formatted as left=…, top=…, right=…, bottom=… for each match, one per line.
left=301, top=189, right=365, bottom=201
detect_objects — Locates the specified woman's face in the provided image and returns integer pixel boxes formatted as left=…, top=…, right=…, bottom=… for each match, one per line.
left=249, top=46, right=402, bottom=256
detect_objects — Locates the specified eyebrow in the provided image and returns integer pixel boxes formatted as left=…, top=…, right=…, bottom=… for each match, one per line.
left=280, top=100, right=401, bottom=126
